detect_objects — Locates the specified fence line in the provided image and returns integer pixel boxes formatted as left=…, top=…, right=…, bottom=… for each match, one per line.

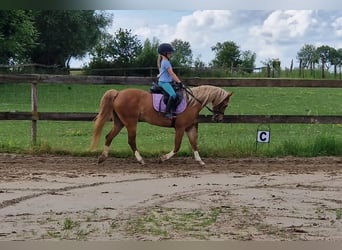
left=1, top=74, right=342, bottom=87
left=1, top=112, right=341, bottom=124
left=1, top=74, right=341, bottom=144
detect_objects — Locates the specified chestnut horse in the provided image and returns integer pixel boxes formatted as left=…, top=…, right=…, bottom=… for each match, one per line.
left=90, top=85, right=233, bottom=165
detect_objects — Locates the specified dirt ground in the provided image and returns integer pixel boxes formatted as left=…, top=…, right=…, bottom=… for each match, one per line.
left=0, top=153, right=341, bottom=241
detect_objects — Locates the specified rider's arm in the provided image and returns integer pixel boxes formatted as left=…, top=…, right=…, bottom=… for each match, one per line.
left=167, top=67, right=181, bottom=84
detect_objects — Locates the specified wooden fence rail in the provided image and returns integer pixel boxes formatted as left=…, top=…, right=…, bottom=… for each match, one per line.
left=1, top=112, right=342, bottom=124
left=1, top=74, right=341, bottom=144
left=1, top=74, right=342, bottom=87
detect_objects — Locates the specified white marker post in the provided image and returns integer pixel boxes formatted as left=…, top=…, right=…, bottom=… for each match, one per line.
left=256, top=125, right=271, bottom=150
left=257, top=130, right=270, bottom=143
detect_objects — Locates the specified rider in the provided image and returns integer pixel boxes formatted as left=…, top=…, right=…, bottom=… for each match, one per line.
left=157, top=43, right=182, bottom=119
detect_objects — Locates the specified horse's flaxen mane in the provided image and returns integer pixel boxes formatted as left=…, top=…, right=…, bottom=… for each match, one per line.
left=186, top=85, right=229, bottom=108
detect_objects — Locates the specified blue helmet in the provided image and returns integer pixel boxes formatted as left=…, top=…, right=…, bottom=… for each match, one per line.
left=158, top=43, right=175, bottom=56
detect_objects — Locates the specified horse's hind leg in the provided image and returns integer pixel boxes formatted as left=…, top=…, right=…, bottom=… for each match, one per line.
left=98, top=115, right=124, bottom=164
left=186, top=124, right=205, bottom=166
left=126, top=123, right=145, bottom=165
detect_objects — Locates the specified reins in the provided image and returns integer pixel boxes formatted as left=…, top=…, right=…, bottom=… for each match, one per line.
left=182, top=85, right=215, bottom=114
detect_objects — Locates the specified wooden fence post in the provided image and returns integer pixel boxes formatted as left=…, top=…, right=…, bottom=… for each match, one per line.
left=31, top=81, right=38, bottom=145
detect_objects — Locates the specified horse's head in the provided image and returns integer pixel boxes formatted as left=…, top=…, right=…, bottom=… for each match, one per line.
left=212, top=91, right=233, bottom=122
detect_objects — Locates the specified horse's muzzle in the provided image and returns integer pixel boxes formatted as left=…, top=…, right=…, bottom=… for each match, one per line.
left=212, top=114, right=223, bottom=122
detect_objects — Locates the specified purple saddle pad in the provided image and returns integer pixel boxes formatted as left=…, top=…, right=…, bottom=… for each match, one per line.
left=152, top=94, right=187, bottom=114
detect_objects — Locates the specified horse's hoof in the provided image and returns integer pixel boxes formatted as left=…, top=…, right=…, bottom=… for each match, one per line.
left=198, top=160, right=205, bottom=166
left=159, top=156, right=167, bottom=163
left=139, top=160, right=145, bottom=165
left=98, top=154, right=107, bottom=164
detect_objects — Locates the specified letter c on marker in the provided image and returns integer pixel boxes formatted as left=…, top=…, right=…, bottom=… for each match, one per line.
left=259, top=132, right=267, bottom=141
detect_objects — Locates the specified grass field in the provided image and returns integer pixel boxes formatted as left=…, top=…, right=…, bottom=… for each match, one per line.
left=0, top=83, right=341, bottom=157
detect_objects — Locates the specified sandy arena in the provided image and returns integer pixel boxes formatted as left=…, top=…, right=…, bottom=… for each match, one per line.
left=0, top=153, right=341, bottom=241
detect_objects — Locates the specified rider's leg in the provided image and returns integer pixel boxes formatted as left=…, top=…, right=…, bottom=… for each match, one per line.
left=165, top=96, right=176, bottom=119
left=158, top=82, right=177, bottom=119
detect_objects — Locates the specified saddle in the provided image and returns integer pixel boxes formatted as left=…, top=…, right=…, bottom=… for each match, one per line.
left=150, top=82, right=186, bottom=114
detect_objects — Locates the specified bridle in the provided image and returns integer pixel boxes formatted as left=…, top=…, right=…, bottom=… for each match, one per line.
left=182, top=85, right=226, bottom=116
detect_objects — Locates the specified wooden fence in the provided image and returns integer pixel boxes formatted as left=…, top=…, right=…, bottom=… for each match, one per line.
left=1, top=74, right=342, bottom=144
left=1, top=74, right=342, bottom=87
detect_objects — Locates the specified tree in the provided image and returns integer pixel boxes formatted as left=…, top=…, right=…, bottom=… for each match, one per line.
left=170, top=39, right=193, bottom=68
left=110, top=28, right=142, bottom=66
left=329, top=47, right=342, bottom=78
left=30, top=10, right=111, bottom=68
left=193, top=55, right=206, bottom=68
left=133, top=37, right=159, bottom=76
left=0, top=10, right=37, bottom=64
left=211, top=41, right=255, bottom=74
left=316, top=45, right=333, bottom=78
left=336, top=48, right=342, bottom=79
left=261, top=58, right=281, bottom=78
left=134, top=37, right=159, bottom=68
left=90, top=28, right=142, bottom=67
left=296, top=44, right=318, bottom=77
left=89, top=33, right=115, bottom=63
left=88, top=28, right=142, bottom=75
left=239, top=50, right=256, bottom=73
left=211, top=41, right=241, bottom=68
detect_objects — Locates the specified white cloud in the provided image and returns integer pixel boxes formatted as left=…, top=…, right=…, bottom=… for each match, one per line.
left=249, top=10, right=315, bottom=43
left=177, top=10, right=232, bottom=30
left=133, top=10, right=234, bottom=64
left=135, top=24, right=173, bottom=40
left=160, top=10, right=233, bottom=47
left=332, top=17, right=342, bottom=37
left=245, top=10, right=319, bottom=66
left=131, top=10, right=322, bottom=67
left=181, top=10, right=230, bottom=43
left=70, top=10, right=342, bottom=69
left=98, top=0, right=342, bottom=10
left=257, top=45, right=282, bottom=62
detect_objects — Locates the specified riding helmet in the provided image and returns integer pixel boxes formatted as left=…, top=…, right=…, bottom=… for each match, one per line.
left=158, top=43, right=175, bottom=56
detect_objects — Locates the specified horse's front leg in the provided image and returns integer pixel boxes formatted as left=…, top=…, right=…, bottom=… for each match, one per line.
left=186, top=124, right=205, bottom=166
left=159, top=128, right=185, bottom=162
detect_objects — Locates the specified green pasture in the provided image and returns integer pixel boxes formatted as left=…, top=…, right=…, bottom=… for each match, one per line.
left=0, top=83, right=341, bottom=157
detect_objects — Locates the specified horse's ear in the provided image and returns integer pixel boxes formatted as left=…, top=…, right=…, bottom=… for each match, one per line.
left=228, top=92, right=233, bottom=97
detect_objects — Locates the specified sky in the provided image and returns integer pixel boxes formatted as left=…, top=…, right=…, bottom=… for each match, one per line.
left=70, top=10, right=342, bottom=69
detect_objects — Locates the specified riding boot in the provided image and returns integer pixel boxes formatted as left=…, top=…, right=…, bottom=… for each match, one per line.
left=165, top=97, right=176, bottom=119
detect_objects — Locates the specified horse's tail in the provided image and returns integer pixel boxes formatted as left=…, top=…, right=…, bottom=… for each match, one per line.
left=90, top=89, right=119, bottom=150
